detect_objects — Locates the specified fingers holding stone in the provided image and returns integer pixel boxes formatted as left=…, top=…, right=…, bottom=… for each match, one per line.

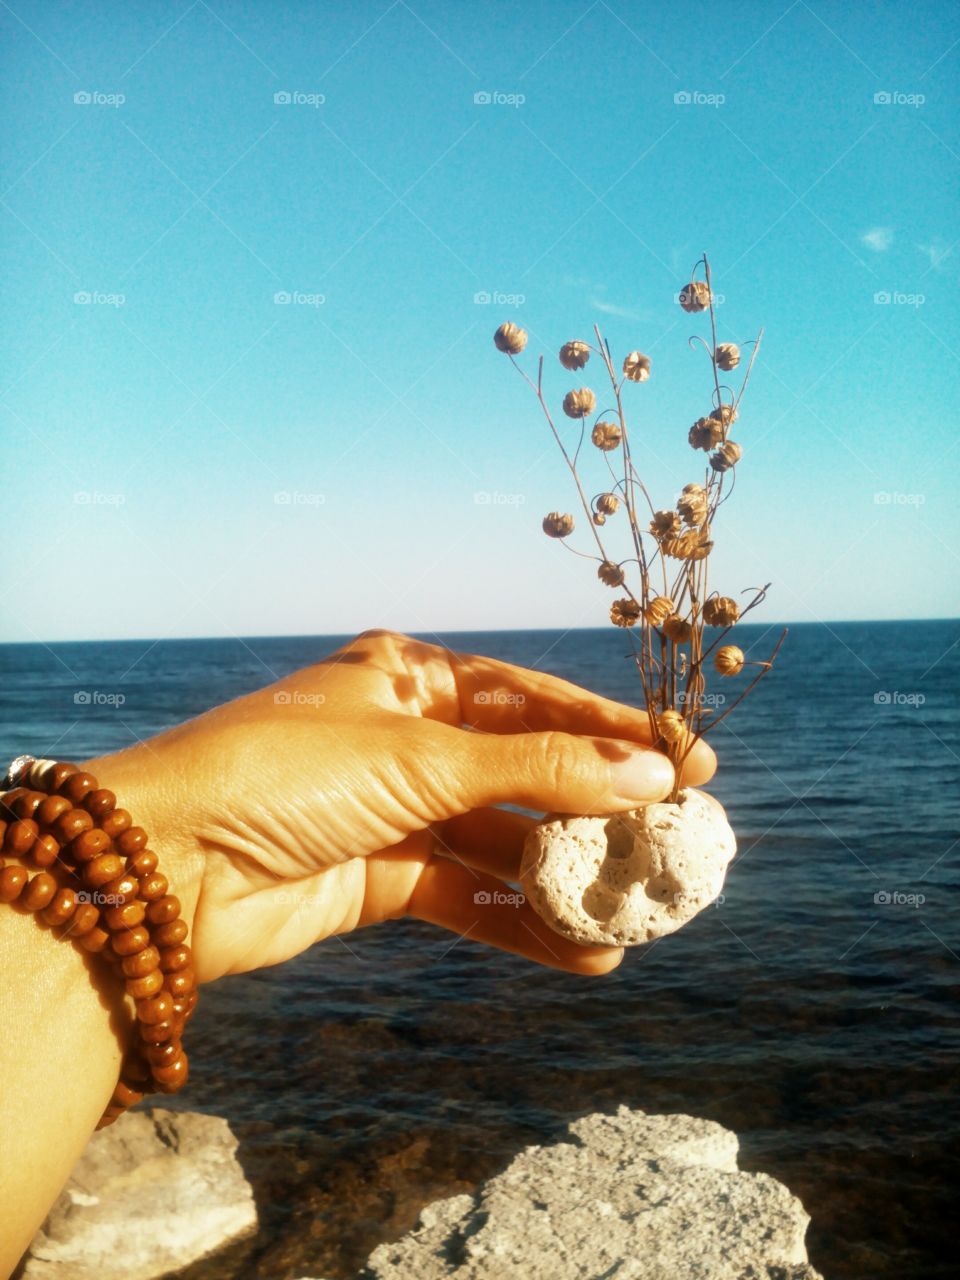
left=431, top=808, right=536, bottom=882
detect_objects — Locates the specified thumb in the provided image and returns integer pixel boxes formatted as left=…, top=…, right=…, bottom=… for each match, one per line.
left=449, top=728, right=675, bottom=815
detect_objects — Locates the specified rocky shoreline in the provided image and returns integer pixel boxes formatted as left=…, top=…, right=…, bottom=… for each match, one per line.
left=24, top=1107, right=822, bottom=1279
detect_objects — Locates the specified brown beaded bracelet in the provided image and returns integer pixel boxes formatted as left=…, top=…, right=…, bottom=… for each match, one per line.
left=0, top=756, right=197, bottom=1129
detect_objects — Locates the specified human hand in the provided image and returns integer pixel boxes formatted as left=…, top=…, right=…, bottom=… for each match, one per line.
left=84, top=631, right=716, bottom=983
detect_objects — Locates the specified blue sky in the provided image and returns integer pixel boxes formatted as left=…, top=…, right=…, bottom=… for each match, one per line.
left=1, top=0, right=957, bottom=642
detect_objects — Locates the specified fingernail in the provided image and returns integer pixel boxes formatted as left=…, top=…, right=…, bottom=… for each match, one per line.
left=608, top=745, right=674, bottom=802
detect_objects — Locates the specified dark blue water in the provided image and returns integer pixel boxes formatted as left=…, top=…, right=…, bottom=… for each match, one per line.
left=2, top=623, right=958, bottom=1279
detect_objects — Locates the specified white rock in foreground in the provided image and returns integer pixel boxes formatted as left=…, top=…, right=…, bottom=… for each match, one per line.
left=362, top=1107, right=823, bottom=1280
left=520, top=788, right=736, bottom=946
left=23, top=1109, right=257, bottom=1280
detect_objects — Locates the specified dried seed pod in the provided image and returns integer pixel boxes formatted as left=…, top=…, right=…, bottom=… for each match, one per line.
left=677, top=488, right=708, bottom=526
left=542, top=512, right=575, bottom=538
left=591, top=421, right=622, bottom=451
left=688, top=416, right=725, bottom=451
left=710, top=403, right=738, bottom=427
left=715, top=645, right=745, bottom=676
left=610, top=598, right=641, bottom=628
left=663, top=614, right=693, bottom=643
left=622, top=351, right=651, bottom=383
left=679, top=280, right=711, bottom=313
left=593, top=512, right=606, bottom=526
left=710, top=441, right=743, bottom=472
left=650, top=509, right=681, bottom=539
left=494, top=322, right=527, bottom=355
left=597, top=561, right=625, bottom=587
left=715, top=343, right=740, bottom=371
left=596, top=493, right=620, bottom=515
left=703, top=596, right=740, bottom=627
left=643, top=595, right=675, bottom=626
left=658, top=709, right=686, bottom=743
left=562, top=388, right=597, bottom=419
left=662, top=528, right=713, bottom=561
left=559, top=340, right=590, bottom=370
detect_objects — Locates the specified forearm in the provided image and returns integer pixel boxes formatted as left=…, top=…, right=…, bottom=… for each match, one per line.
left=0, top=756, right=203, bottom=1277
left=0, top=906, right=126, bottom=1274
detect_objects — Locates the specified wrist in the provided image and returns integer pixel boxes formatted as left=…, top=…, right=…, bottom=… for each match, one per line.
left=80, top=748, right=205, bottom=954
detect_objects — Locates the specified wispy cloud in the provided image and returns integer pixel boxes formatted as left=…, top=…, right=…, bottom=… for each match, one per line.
left=917, top=240, right=952, bottom=271
left=861, top=227, right=894, bottom=252
left=590, top=297, right=644, bottom=320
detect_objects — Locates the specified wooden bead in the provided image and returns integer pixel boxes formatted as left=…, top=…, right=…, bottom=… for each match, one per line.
left=139, top=1018, right=176, bottom=1044
left=164, top=968, right=196, bottom=1000
left=129, top=849, right=158, bottom=878
left=103, top=900, right=146, bottom=932
left=137, top=872, right=168, bottom=902
left=126, top=969, right=164, bottom=999
left=35, top=795, right=72, bottom=827
left=100, top=808, right=132, bottom=838
left=159, top=944, right=190, bottom=973
left=68, top=828, right=111, bottom=863
left=152, top=918, right=188, bottom=947
left=65, top=902, right=100, bottom=936
left=10, top=791, right=43, bottom=819
left=110, top=1080, right=144, bottom=1108
left=79, top=925, right=111, bottom=953
left=101, top=872, right=138, bottom=904
left=83, top=853, right=125, bottom=888
left=22, top=872, right=58, bottom=912
left=137, top=992, right=174, bottom=1025
left=0, top=820, right=6, bottom=848
left=0, top=865, right=29, bottom=902
left=116, top=826, right=147, bottom=857
left=29, top=834, right=61, bottom=868
left=121, top=945, right=160, bottom=979
left=41, top=887, right=78, bottom=926
left=145, top=1038, right=181, bottom=1067
left=173, top=990, right=199, bottom=1023
left=48, top=763, right=79, bottom=790
left=121, top=1051, right=151, bottom=1084
left=152, top=1053, right=188, bottom=1091
left=83, top=787, right=116, bottom=819
left=4, top=819, right=39, bottom=856
left=146, top=895, right=180, bottom=925
left=111, top=925, right=151, bottom=957
left=0, top=787, right=26, bottom=815
left=60, top=772, right=97, bottom=804
left=52, top=808, right=94, bottom=845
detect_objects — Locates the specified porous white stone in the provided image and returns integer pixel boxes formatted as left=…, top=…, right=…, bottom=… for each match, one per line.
left=519, top=787, right=736, bottom=946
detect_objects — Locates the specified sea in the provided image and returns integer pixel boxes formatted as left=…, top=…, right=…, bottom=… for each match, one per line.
left=2, top=621, right=957, bottom=1280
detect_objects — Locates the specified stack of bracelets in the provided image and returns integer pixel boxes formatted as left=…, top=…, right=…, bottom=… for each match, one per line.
left=0, top=755, right=196, bottom=1129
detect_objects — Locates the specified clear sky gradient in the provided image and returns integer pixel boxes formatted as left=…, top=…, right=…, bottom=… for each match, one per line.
left=2, top=1, right=957, bottom=642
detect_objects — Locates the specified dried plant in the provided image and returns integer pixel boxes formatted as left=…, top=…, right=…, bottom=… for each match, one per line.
left=494, top=254, right=785, bottom=802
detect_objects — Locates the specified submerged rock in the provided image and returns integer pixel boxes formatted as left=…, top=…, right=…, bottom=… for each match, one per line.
left=360, top=1106, right=823, bottom=1280
left=23, top=1109, right=256, bottom=1280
